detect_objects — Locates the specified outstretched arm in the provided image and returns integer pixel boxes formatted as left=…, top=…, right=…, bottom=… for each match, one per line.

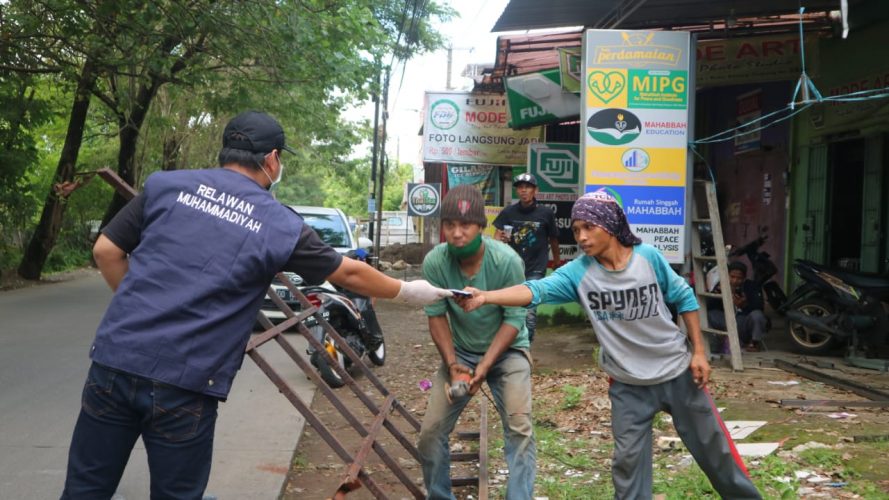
left=457, top=284, right=533, bottom=312
left=327, top=258, right=452, bottom=304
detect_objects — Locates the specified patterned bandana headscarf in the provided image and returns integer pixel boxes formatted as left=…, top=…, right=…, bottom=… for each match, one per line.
left=571, top=189, right=642, bottom=246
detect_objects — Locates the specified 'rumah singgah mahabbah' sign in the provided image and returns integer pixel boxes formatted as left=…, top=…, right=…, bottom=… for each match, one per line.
left=582, top=30, right=691, bottom=263
left=423, top=92, right=544, bottom=165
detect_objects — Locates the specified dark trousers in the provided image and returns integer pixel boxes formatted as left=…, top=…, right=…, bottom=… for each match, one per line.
left=61, top=362, right=219, bottom=500
left=609, top=370, right=761, bottom=499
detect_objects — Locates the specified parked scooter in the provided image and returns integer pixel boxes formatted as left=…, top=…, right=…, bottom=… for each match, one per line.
left=727, top=230, right=787, bottom=311
left=306, top=249, right=385, bottom=388
left=781, top=259, right=889, bottom=360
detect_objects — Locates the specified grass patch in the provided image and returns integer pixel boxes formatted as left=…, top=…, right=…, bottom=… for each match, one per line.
left=560, top=385, right=584, bottom=410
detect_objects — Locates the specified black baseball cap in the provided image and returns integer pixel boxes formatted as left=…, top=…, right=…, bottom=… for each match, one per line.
left=513, top=173, right=538, bottom=186
left=222, top=111, right=296, bottom=155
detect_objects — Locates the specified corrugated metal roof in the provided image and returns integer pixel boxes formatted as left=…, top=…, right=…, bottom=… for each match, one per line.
left=492, top=0, right=854, bottom=32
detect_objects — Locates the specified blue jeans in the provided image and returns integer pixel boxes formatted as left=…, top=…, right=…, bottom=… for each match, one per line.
left=524, top=270, right=545, bottom=342
left=61, top=362, right=219, bottom=500
left=417, top=348, right=536, bottom=499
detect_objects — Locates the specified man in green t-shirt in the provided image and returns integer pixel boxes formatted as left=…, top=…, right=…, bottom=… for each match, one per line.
left=418, top=184, right=536, bottom=499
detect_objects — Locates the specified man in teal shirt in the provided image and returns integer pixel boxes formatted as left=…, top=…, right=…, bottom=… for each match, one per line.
left=418, top=184, right=536, bottom=499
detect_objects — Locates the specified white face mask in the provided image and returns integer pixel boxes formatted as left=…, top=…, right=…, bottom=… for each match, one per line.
left=262, top=152, right=283, bottom=191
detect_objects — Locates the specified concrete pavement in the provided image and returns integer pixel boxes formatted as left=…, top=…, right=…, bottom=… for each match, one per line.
left=0, top=270, right=316, bottom=499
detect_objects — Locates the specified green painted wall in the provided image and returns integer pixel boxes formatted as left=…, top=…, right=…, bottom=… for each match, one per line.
left=789, top=11, right=889, bottom=281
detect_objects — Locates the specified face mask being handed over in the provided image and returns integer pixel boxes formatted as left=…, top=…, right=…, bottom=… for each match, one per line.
left=447, top=233, right=483, bottom=260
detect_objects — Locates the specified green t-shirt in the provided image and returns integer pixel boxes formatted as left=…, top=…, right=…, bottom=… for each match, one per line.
left=422, top=237, right=529, bottom=353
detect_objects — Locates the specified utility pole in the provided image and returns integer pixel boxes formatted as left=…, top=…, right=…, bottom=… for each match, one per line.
left=445, top=45, right=475, bottom=91
left=369, top=70, right=381, bottom=246
left=446, top=44, right=453, bottom=90
left=373, top=70, right=390, bottom=262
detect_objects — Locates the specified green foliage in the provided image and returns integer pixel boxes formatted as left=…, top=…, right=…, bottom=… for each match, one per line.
left=532, top=424, right=614, bottom=499
left=2, top=0, right=453, bottom=276
left=560, top=385, right=584, bottom=410
left=382, top=161, right=414, bottom=210
left=652, top=458, right=717, bottom=498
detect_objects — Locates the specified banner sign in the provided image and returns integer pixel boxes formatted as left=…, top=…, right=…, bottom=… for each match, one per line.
left=504, top=69, right=581, bottom=128
left=559, top=48, right=582, bottom=94
left=423, top=92, right=544, bottom=165
left=527, top=143, right=582, bottom=261
left=528, top=143, right=582, bottom=196
left=582, top=30, right=691, bottom=263
left=446, top=164, right=501, bottom=205
left=407, top=183, right=441, bottom=217
left=734, top=89, right=762, bottom=155
left=696, top=34, right=817, bottom=88
left=585, top=185, right=685, bottom=261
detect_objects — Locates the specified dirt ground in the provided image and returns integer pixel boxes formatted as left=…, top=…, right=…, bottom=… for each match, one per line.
left=0, top=267, right=98, bottom=291
left=281, top=287, right=889, bottom=499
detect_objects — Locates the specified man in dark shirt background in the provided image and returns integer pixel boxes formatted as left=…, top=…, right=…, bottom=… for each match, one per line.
left=708, top=261, right=768, bottom=352
left=493, top=173, right=560, bottom=341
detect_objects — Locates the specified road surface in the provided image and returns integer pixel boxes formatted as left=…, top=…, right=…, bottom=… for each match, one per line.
left=0, top=270, right=315, bottom=499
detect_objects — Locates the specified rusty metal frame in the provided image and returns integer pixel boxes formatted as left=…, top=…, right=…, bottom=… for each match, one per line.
left=249, top=277, right=425, bottom=499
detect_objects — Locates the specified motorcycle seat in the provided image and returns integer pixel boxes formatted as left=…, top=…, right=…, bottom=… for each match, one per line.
left=798, top=260, right=889, bottom=292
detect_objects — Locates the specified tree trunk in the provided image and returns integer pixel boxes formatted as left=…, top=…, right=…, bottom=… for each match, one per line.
left=100, top=79, right=163, bottom=226
left=18, top=60, right=96, bottom=280
left=162, top=135, right=181, bottom=171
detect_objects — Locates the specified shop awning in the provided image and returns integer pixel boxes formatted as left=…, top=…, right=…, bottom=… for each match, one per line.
left=492, top=0, right=858, bottom=32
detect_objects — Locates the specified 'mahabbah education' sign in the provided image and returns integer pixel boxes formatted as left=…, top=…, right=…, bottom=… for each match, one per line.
left=582, top=30, right=691, bottom=263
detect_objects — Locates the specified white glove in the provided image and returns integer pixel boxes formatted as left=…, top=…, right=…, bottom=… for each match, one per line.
left=395, top=280, right=453, bottom=305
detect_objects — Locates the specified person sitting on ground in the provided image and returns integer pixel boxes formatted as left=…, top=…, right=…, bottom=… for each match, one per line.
left=708, top=261, right=769, bottom=352
left=418, top=184, right=536, bottom=500
left=455, top=189, right=761, bottom=500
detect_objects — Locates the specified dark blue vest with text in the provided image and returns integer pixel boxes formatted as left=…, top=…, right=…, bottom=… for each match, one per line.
left=91, top=168, right=302, bottom=398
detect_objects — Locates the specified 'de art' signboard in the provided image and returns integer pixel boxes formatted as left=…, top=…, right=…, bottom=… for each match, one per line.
left=581, top=30, right=692, bottom=263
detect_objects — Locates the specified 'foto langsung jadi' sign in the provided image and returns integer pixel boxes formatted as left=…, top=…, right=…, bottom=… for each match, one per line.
left=581, top=30, right=692, bottom=263
left=423, top=92, right=543, bottom=166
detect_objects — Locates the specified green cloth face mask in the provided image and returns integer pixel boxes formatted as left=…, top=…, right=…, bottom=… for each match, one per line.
left=447, top=233, right=483, bottom=260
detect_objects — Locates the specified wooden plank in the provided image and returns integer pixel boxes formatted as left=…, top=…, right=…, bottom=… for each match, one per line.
left=702, top=327, right=728, bottom=336
left=478, top=397, right=489, bottom=500
left=450, top=452, right=480, bottom=462
left=775, top=360, right=889, bottom=401
left=780, top=399, right=889, bottom=408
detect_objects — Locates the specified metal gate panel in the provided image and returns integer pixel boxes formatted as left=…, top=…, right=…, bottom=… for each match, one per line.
left=804, top=145, right=828, bottom=262
left=861, top=135, right=885, bottom=273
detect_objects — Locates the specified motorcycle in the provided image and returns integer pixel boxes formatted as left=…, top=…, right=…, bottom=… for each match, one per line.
left=781, top=259, right=889, bottom=360
left=727, top=230, right=787, bottom=311
left=304, top=250, right=385, bottom=388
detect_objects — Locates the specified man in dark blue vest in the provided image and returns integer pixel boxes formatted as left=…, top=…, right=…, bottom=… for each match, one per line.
left=60, top=111, right=451, bottom=499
